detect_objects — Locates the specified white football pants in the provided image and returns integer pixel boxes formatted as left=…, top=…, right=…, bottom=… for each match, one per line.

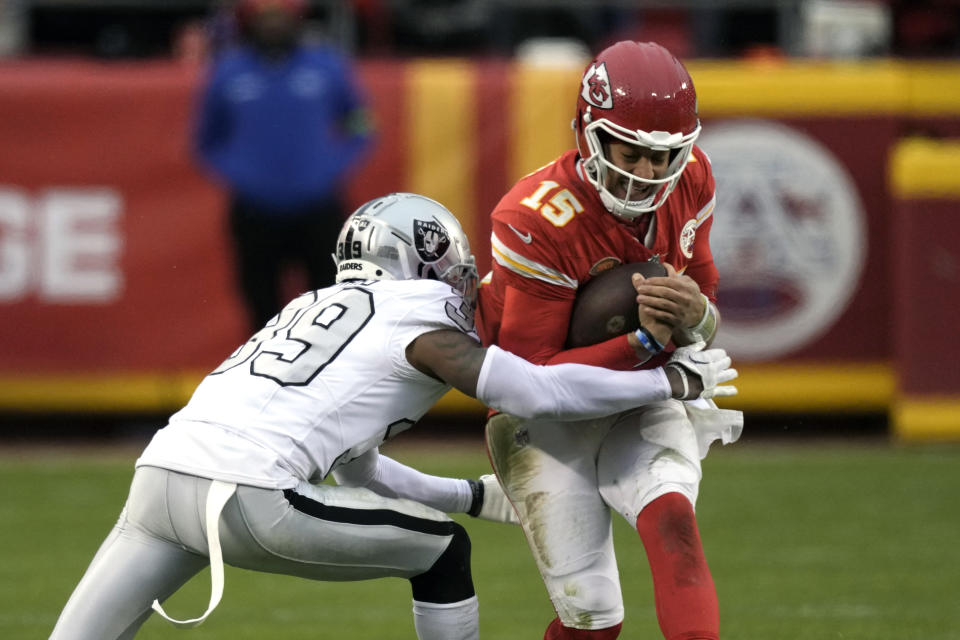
left=50, top=466, right=478, bottom=640
left=486, top=398, right=741, bottom=630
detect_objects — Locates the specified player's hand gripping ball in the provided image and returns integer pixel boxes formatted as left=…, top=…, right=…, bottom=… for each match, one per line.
left=567, top=261, right=667, bottom=348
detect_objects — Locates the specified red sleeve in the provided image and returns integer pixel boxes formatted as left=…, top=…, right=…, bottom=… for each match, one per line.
left=683, top=148, right=720, bottom=303
left=490, top=212, right=574, bottom=302
left=499, top=284, right=640, bottom=369
left=487, top=162, right=643, bottom=370
left=686, top=213, right=719, bottom=303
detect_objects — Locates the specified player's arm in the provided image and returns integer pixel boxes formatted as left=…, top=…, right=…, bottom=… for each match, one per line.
left=332, top=448, right=517, bottom=524
left=406, top=329, right=737, bottom=419
left=634, top=262, right=720, bottom=347
left=192, top=66, right=231, bottom=170
left=394, top=330, right=735, bottom=522
left=498, top=285, right=653, bottom=368
left=635, top=186, right=721, bottom=348
left=490, top=213, right=653, bottom=369
left=675, top=208, right=721, bottom=346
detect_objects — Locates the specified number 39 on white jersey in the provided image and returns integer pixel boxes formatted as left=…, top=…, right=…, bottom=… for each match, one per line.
left=137, top=279, right=476, bottom=489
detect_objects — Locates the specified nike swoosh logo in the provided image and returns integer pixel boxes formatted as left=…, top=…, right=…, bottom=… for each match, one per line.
left=507, top=224, right=532, bottom=244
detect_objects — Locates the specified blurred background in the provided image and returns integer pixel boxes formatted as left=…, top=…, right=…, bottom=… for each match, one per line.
left=1, top=0, right=959, bottom=441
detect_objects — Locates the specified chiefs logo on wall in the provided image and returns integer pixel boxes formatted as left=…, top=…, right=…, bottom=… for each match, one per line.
left=699, top=120, right=867, bottom=361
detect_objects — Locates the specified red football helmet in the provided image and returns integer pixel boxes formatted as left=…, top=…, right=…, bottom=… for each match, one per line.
left=574, top=41, right=700, bottom=219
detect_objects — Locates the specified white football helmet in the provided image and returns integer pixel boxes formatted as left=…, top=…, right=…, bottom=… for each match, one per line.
left=334, top=193, right=479, bottom=304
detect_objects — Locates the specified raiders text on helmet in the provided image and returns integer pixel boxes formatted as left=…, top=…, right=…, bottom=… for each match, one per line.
left=333, top=193, right=479, bottom=304
left=574, top=41, right=701, bottom=219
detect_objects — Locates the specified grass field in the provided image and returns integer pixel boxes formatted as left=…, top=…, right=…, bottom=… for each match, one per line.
left=3, top=435, right=960, bottom=639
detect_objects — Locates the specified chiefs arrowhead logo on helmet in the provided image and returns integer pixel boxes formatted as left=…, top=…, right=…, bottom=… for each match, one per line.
left=581, top=62, right=613, bottom=109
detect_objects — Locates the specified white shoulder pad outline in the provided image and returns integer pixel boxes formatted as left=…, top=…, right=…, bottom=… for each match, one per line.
left=490, top=231, right=578, bottom=290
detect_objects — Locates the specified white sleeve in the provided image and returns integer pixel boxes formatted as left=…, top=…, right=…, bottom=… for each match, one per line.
left=476, top=345, right=672, bottom=420
left=332, top=448, right=474, bottom=514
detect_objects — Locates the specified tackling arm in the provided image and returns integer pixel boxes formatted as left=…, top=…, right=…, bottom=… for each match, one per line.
left=332, top=448, right=519, bottom=524
left=406, top=329, right=738, bottom=421
left=333, top=448, right=472, bottom=512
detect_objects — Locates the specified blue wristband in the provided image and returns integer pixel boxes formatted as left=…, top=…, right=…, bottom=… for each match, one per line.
left=634, top=326, right=665, bottom=355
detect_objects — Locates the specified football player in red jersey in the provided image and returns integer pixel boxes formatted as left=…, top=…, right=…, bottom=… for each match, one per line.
left=476, top=42, right=743, bottom=640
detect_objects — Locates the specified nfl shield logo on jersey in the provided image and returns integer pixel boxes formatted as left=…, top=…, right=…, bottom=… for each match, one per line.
left=581, top=62, right=613, bottom=109
left=414, top=219, right=451, bottom=261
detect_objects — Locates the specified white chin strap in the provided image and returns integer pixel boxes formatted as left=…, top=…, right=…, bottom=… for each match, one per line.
left=599, top=188, right=658, bottom=220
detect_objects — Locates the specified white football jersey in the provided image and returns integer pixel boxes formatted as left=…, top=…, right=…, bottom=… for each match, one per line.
left=137, top=279, right=476, bottom=489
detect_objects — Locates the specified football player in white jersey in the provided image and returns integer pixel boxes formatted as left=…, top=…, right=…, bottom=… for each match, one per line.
left=50, top=193, right=738, bottom=640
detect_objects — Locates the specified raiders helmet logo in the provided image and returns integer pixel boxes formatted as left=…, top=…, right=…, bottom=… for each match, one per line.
left=414, top=219, right=450, bottom=261
left=581, top=62, right=613, bottom=109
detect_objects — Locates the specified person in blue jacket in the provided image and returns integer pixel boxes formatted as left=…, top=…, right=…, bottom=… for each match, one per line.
left=194, top=0, right=372, bottom=331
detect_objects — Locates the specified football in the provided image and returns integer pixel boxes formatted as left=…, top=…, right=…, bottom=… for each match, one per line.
left=566, top=261, right=667, bottom=348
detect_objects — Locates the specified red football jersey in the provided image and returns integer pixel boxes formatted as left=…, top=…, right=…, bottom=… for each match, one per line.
left=476, top=148, right=718, bottom=370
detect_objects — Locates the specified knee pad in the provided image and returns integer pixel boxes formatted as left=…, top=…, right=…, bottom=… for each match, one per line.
left=410, top=521, right=474, bottom=604
left=552, top=572, right=624, bottom=631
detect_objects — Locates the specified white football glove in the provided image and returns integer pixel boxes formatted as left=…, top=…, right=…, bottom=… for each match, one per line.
left=467, top=474, right=520, bottom=525
left=665, top=341, right=739, bottom=400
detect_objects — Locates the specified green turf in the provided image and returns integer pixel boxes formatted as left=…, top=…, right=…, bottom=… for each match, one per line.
left=4, top=437, right=960, bottom=639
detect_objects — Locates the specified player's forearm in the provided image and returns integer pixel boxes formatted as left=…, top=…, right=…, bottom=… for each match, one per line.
left=496, top=283, right=640, bottom=367
left=333, top=451, right=473, bottom=513
left=674, top=295, right=719, bottom=347
left=476, top=345, right=672, bottom=421
left=543, top=334, right=641, bottom=370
